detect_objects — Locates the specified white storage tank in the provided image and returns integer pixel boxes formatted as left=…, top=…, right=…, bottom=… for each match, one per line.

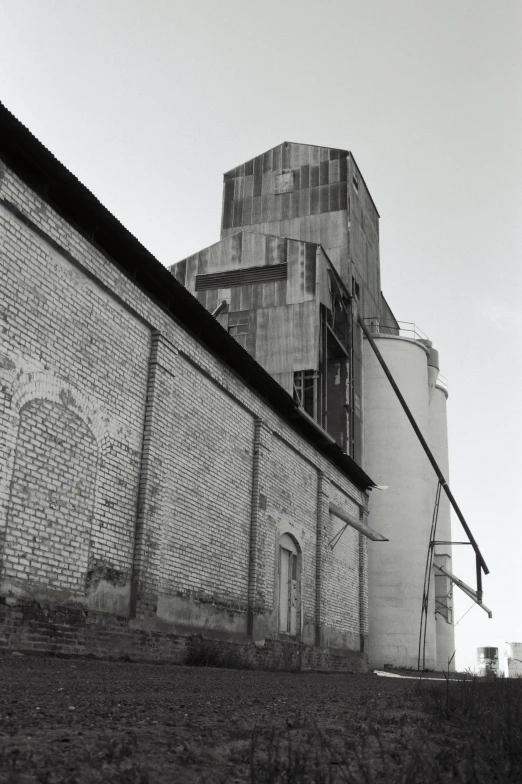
left=363, top=334, right=435, bottom=670
left=429, top=374, right=456, bottom=672
left=504, top=642, right=522, bottom=677
left=477, top=647, right=499, bottom=677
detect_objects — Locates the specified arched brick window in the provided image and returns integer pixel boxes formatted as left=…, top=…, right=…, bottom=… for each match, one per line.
left=278, top=533, right=301, bottom=636
left=4, top=399, right=98, bottom=593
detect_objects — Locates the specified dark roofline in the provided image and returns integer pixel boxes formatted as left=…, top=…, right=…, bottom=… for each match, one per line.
left=0, top=100, right=375, bottom=491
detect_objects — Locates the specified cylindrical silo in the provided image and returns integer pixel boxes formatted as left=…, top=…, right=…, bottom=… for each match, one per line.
left=428, top=373, right=456, bottom=672
left=363, top=335, right=436, bottom=670
left=477, top=647, right=499, bottom=677
left=504, top=642, right=522, bottom=677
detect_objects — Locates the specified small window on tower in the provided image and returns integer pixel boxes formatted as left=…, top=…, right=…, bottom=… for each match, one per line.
left=228, top=311, right=250, bottom=336
left=352, top=278, right=360, bottom=301
left=352, top=173, right=359, bottom=193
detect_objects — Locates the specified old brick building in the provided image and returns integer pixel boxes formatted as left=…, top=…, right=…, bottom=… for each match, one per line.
left=0, top=103, right=381, bottom=670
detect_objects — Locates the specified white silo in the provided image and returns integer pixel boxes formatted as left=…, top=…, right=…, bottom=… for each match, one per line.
left=504, top=643, right=522, bottom=677
left=363, top=333, right=435, bottom=670
left=477, top=647, right=499, bottom=677
left=428, top=369, right=456, bottom=672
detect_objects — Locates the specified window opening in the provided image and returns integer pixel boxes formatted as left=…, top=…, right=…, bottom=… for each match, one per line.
left=293, top=370, right=318, bottom=420
left=278, top=534, right=299, bottom=635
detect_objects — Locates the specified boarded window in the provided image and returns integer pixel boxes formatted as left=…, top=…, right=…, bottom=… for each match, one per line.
left=4, top=399, right=98, bottom=593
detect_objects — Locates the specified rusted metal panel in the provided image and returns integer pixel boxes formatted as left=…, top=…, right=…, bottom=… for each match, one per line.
left=198, top=246, right=210, bottom=275
left=251, top=196, right=262, bottom=224
left=281, top=192, right=291, bottom=221
left=305, top=244, right=316, bottom=297
left=329, top=181, right=341, bottom=212
left=310, top=164, right=319, bottom=188
left=272, top=144, right=282, bottom=172
left=232, top=198, right=243, bottom=228
left=319, top=185, right=329, bottom=213
left=243, top=175, right=254, bottom=199
left=291, top=190, right=300, bottom=219
left=300, top=164, right=310, bottom=189
left=310, top=186, right=320, bottom=215
left=242, top=197, right=253, bottom=226
left=329, top=148, right=340, bottom=161
left=320, top=160, right=329, bottom=186
left=254, top=301, right=317, bottom=374
left=243, top=231, right=266, bottom=266
left=329, top=159, right=340, bottom=184
left=244, top=158, right=253, bottom=176
left=281, top=142, right=291, bottom=169
left=274, top=171, right=294, bottom=194
left=299, top=188, right=310, bottom=217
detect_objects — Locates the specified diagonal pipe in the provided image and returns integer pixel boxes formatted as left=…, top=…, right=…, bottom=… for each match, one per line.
left=359, top=316, right=489, bottom=576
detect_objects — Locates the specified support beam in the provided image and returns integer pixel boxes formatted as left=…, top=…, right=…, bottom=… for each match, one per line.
left=359, top=316, right=489, bottom=576
left=434, top=564, right=492, bottom=618
left=329, top=503, right=388, bottom=542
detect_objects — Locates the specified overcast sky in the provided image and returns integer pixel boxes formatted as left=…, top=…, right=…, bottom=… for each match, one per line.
left=1, top=0, right=520, bottom=671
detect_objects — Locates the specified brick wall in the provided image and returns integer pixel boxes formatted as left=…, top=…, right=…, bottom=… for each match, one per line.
left=0, top=156, right=370, bottom=668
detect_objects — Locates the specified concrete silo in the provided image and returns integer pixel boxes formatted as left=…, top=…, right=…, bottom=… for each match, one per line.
left=428, top=372, right=456, bottom=672
left=363, top=332, right=436, bottom=670
left=504, top=643, right=522, bottom=677
left=477, top=647, right=499, bottom=677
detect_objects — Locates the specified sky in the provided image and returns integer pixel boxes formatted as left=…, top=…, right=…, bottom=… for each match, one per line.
left=0, top=0, right=520, bottom=672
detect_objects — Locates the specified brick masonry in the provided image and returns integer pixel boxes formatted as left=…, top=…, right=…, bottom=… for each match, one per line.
left=0, top=155, right=370, bottom=671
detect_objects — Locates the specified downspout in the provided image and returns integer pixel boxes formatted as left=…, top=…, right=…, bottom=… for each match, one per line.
left=247, top=418, right=262, bottom=638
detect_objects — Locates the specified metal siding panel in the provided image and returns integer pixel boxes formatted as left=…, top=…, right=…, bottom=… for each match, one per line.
left=305, top=244, right=316, bottom=297
left=243, top=175, right=254, bottom=199
left=310, top=187, right=320, bottom=215
left=272, top=144, right=282, bottom=172
left=242, top=197, right=253, bottom=226
left=223, top=179, right=235, bottom=229
left=281, top=143, right=291, bottom=169
left=252, top=196, right=262, bottom=224
left=339, top=184, right=348, bottom=211
left=293, top=169, right=300, bottom=190
left=320, top=185, right=329, bottom=213
left=244, top=158, right=253, bottom=176
left=301, top=164, right=310, bottom=189
left=198, top=247, right=210, bottom=274
left=299, top=188, right=310, bottom=217
left=291, top=190, right=300, bottom=219
left=320, top=160, right=329, bottom=186
left=329, top=159, right=340, bottom=184
left=339, top=155, right=348, bottom=181
left=310, top=165, right=319, bottom=188
left=281, top=192, right=291, bottom=221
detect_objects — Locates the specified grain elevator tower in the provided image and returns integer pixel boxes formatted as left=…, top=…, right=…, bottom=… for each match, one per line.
left=171, top=141, right=473, bottom=670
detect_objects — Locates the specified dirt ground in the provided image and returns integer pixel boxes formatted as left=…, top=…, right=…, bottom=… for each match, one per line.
left=0, top=653, right=444, bottom=783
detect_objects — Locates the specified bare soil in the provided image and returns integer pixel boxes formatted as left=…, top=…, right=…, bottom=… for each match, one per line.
left=0, top=653, right=444, bottom=783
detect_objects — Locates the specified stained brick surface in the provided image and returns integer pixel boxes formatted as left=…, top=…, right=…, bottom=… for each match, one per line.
left=0, top=155, right=370, bottom=669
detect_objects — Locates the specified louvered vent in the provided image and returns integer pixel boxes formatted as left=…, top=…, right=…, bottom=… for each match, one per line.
left=195, top=264, right=287, bottom=291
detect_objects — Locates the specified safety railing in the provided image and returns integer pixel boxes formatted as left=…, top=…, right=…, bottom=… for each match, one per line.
left=363, top=318, right=429, bottom=342
left=435, top=373, right=448, bottom=392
